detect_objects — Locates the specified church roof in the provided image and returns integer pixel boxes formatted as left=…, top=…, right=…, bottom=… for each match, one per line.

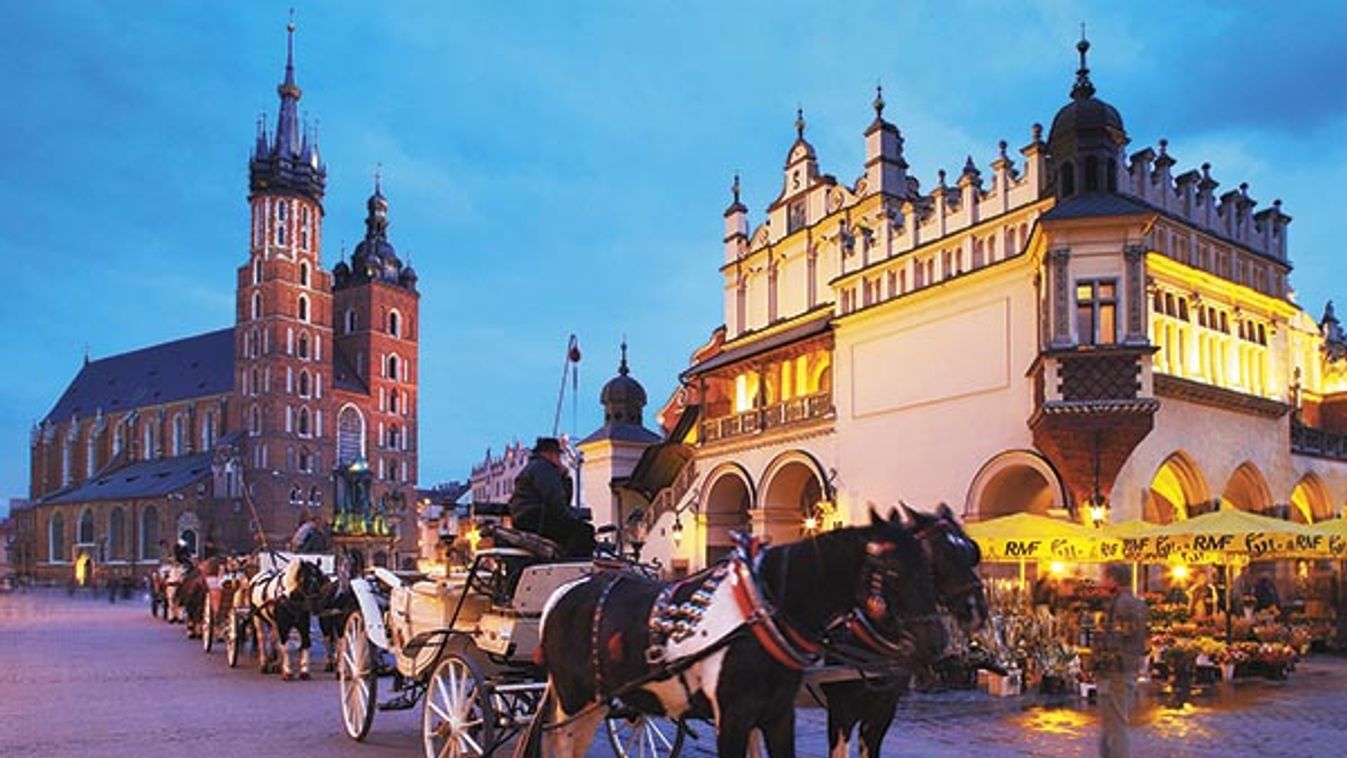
left=44, top=328, right=235, bottom=424
left=578, top=422, right=662, bottom=446
left=40, top=448, right=220, bottom=505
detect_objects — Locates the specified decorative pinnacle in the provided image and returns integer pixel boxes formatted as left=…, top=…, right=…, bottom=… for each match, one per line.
left=872, top=84, right=885, bottom=119
left=619, top=338, right=629, bottom=376
left=1071, top=23, right=1096, bottom=100
left=1158, top=138, right=1168, bottom=155
left=374, top=163, right=383, bottom=194
left=998, top=139, right=1009, bottom=160
left=795, top=107, right=805, bottom=139
left=732, top=173, right=741, bottom=203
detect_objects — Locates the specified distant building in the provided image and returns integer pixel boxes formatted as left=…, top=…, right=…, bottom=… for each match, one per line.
left=24, top=20, right=422, bottom=582
left=470, top=441, right=530, bottom=504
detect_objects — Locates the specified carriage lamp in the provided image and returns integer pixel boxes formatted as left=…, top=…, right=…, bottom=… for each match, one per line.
left=672, top=516, right=684, bottom=548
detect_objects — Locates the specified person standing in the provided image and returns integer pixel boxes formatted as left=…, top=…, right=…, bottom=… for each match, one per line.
left=509, top=437, right=594, bottom=558
left=1098, top=562, right=1148, bottom=757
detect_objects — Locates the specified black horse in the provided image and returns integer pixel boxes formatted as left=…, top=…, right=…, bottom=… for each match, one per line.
left=535, top=510, right=946, bottom=758
left=821, top=503, right=988, bottom=758
left=314, top=571, right=359, bottom=673
left=248, top=559, right=329, bottom=680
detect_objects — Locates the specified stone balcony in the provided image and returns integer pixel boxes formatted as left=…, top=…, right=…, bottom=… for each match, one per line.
left=699, top=391, right=834, bottom=445
left=1291, top=422, right=1347, bottom=462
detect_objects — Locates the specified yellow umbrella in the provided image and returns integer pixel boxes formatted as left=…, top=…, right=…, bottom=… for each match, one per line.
left=1149, top=506, right=1315, bottom=562
left=1302, top=518, right=1347, bottom=559
left=966, top=512, right=1104, bottom=562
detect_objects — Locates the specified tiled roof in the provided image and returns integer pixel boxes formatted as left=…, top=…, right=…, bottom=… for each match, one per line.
left=40, top=451, right=216, bottom=505
left=1040, top=193, right=1154, bottom=221
left=578, top=422, right=663, bottom=446
left=682, top=312, right=832, bottom=379
left=44, top=328, right=235, bottom=423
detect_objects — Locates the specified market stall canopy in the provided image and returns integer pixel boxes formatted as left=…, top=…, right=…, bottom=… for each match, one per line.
left=966, top=512, right=1118, bottom=562
left=1301, top=518, right=1347, bottom=558
left=1144, top=507, right=1319, bottom=564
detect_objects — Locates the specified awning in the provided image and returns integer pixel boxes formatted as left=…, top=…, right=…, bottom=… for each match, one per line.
left=681, top=311, right=831, bottom=379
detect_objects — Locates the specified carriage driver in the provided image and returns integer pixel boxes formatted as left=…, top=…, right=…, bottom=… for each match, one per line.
left=509, top=437, right=595, bottom=558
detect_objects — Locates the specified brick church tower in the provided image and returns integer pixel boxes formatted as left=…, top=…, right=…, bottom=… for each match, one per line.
left=234, top=19, right=336, bottom=542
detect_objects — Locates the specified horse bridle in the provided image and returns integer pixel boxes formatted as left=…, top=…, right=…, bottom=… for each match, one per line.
left=911, top=518, right=984, bottom=610
left=840, top=538, right=944, bottom=658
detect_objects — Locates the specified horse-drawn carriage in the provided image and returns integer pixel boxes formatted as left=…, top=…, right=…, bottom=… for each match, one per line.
left=337, top=526, right=685, bottom=758
left=223, top=551, right=338, bottom=672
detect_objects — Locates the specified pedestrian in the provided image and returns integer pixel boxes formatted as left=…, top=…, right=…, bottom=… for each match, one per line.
left=508, top=437, right=594, bottom=558
left=1098, top=562, right=1148, bottom=758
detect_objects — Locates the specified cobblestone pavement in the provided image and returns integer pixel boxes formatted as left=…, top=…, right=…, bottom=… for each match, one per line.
left=3, top=591, right=1347, bottom=757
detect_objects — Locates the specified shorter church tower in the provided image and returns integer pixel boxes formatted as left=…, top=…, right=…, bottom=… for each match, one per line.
left=577, top=342, right=662, bottom=530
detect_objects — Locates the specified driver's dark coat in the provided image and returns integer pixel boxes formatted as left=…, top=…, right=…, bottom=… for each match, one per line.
left=508, top=454, right=574, bottom=529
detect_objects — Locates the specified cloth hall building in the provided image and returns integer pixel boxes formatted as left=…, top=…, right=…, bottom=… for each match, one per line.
left=601, top=39, right=1347, bottom=575
left=24, top=24, right=421, bottom=583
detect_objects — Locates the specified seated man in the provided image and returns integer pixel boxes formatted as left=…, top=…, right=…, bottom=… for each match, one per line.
left=508, top=437, right=594, bottom=559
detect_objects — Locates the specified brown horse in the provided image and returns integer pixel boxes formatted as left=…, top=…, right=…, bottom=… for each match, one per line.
left=174, top=560, right=211, bottom=639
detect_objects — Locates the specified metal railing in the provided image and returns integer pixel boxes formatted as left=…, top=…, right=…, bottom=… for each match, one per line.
left=699, top=391, right=834, bottom=444
left=1291, top=422, right=1347, bottom=461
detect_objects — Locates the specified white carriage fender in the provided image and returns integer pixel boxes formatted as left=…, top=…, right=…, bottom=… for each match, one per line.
left=350, top=577, right=391, bottom=651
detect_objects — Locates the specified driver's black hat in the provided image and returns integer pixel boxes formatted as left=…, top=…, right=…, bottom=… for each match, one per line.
left=533, top=437, right=563, bottom=455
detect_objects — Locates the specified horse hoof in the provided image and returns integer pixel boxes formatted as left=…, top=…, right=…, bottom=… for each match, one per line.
left=281, top=673, right=293, bottom=682
left=299, top=672, right=311, bottom=681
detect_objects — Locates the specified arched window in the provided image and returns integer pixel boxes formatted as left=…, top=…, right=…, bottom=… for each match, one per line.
left=1059, top=161, right=1076, bottom=197
left=344, top=309, right=356, bottom=334
left=387, top=354, right=399, bottom=381
left=290, top=486, right=303, bottom=505
left=249, top=329, right=260, bottom=358
left=201, top=410, right=215, bottom=451
left=250, top=404, right=261, bottom=435
left=299, top=260, right=310, bottom=287
left=50, top=512, right=66, bottom=562
left=113, top=424, right=124, bottom=456
left=275, top=201, right=288, bottom=246
left=78, top=508, right=94, bottom=544
left=61, top=437, right=72, bottom=486
left=387, top=424, right=401, bottom=449
left=253, top=259, right=263, bottom=284
left=389, top=390, right=399, bottom=414
left=298, top=332, right=310, bottom=359
left=1084, top=156, right=1100, bottom=192
left=172, top=414, right=184, bottom=456
left=252, top=292, right=262, bottom=320
left=250, top=368, right=260, bottom=396
left=388, top=310, right=400, bottom=337
left=298, top=407, right=311, bottom=437
left=299, top=207, right=310, bottom=250
left=298, top=370, right=310, bottom=397
left=297, top=295, right=309, bottom=323
left=299, top=448, right=311, bottom=473
left=309, top=486, right=321, bottom=506
left=86, top=432, right=96, bottom=478
left=108, top=507, right=125, bottom=560
left=140, top=506, right=159, bottom=560
left=143, top=423, right=155, bottom=459
left=337, top=405, right=365, bottom=464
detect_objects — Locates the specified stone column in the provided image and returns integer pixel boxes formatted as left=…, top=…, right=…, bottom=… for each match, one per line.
left=1124, top=244, right=1148, bottom=345
left=1050, top=248, right=1074, bottom=348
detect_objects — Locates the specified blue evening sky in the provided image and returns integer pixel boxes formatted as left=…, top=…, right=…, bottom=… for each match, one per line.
left=3, top=1, right=1346, bottom=512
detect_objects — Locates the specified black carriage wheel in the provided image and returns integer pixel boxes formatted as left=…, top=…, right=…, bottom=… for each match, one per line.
left=202, top=598, right=215, bottom=653
left=339, top=612, right=378, bottom=742
left=422, top=650, right=495, bottom=758
left=226, top=614, right=242, bottom=668
left=605, top=712, right=687, bottom=758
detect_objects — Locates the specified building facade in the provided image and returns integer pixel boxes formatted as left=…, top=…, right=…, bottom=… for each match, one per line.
left=26, top=21, right=421, bottom=582
left=622, top=38, right=1347, bottom=574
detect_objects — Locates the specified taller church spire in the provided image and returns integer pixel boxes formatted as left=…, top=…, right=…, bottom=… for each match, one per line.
left=249, top=11, right=326, bottom=205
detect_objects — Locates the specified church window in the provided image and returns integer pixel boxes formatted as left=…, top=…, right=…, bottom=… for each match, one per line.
left=309, top=486, right=321, bottom=506
left=172, top=414, right=184, bottom=456
left=250, top=405, right=261, bottom=436
left=289, top=485, right=302, bottom=505
left=139, top=506, right=158, bottom=561
left=50, top=512, right=65, bottom=563
left=299, top=207, right=310, bottom=250
left=298, top=295, right=309, bottom=323
left=387, top=355, right=400, bottom=381
left=113, top=424, right=124, bottom=456
left=61, top=438, right=72, bottom=486
left=387, top=425, right=400, bottom=449
left=299, top=261, right=310, bottom=287
left=276, top=221, right=287, bottom=247
left=1075, top=279, right=1117, bottom=346
left=202, top=411, right=215, bottom=450
left=299, top=448, right=312, bottom=473
left=143, top=424, right=155, bottom=459
left=252, top=293, right=262, bottom=320
left=337, top=406, right=365, bottom=464
left=253, top=259, right=263, bottom=285
left=388, top=310, right=400, bottom=337
left=286, top=406, right=293, bottom=433
left=108, top=507, right=125, bottom=560
left=86, top=433, right=96, bottom=478
left=298, top=332, right=310, bottom=359
left=298, top=370, right=310, bottom=397
left=345, top=309, right=356, bottom=334
left=250, top=369, right=259, bottom=396
left=298, top=407, right=311, bottom=437
left=78, top=507, right=94, bottom=544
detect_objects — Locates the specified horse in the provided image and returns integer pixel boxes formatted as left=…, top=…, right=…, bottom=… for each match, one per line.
left=248, top=558, right=329, bottom=680
left=533, top=510, right=946, bottom=758
left=174, top=561, right=210, bottom=639
left=820, top=503, right=988, bottom=758
left=314, top=569, right=359, bottom=673
left=164, top=564, right=186, bottom=623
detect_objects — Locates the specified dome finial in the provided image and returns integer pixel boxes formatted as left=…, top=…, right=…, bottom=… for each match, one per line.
left=872, top=84, right=885, bottom=119
left=1071, top=23, right=1096, bottom=100
left=795, top=106, right=806, bottom=139
left=732, top=173, right=741, bottom=204
left=619, top=337, right=629, bottom=376
left=374, top=162, right=383, bottom=196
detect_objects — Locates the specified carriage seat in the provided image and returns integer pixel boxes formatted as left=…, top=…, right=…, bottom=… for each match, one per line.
left=489, top=526, right=562, bottom=562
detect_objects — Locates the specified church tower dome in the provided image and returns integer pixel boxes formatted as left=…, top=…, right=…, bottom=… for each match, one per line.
left=1046, top=32, right=1128, bottom=200
left=600, top=341, right=648, bottom=426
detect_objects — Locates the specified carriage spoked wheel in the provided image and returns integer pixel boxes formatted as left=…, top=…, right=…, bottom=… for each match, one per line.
left=339, top=612, right=378, bottom=742
left=605, top=712, right=687, bottom=758
left=226, top=613, right=243, bottom=668
left=422, top=651, right=495, bottom=758
left=201, top=598, right=215, bottom=653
